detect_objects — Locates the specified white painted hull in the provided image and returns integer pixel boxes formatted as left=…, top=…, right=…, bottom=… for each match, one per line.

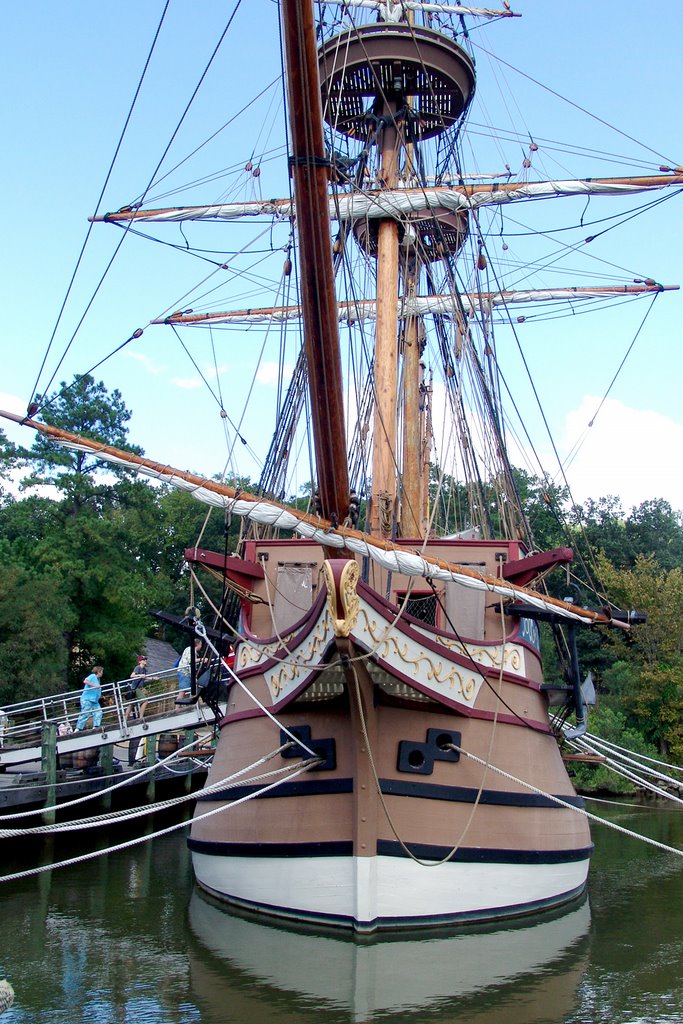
left=192, top=850, right=590, bottom=930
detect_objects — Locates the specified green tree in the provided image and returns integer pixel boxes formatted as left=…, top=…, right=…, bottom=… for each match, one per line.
left=596, top=553, right=683, bottom=760
left=570, top=495, right=628, bottom=568
left=0, top=428, right=20, bottom=509
left=515, top=470, right=568, bottom=552
left=7, top=377, right=172, bottom=687
left=0, top=381, right=270, bottom=695
left=21, top=375, right=142, bottom=512
left=0, top=546, right=76, bottom=703
left=0, top=426, right=18, bottom=481
left=0, top=495, right=62, bottom=561
left=625, top=499, right=683, bottom=571
left=155, top=482, right=254, bottom=626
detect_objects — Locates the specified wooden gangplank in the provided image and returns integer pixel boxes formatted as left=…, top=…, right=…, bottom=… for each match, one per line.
left=0, top=671, right=225, bottom=770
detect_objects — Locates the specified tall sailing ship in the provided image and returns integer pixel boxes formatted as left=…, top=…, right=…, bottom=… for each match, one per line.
left=3, top=1, right=680, bottom=931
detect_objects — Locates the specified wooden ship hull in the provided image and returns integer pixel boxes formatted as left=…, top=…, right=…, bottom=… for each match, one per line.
left=189, top=537, right=591, bottom=931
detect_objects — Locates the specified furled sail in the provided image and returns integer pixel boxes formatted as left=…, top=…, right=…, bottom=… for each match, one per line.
left=0, top=409, right=623, bottom=628
left=152, top=284, right=675, bottom=326
left=92, top=174, right=683, bottom=225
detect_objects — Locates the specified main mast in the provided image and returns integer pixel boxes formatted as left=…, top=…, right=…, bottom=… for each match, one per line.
left=88, top=3, right=682, bottom=542
left=318, top=17, right=475, bottom=538
left=280, top=0, right=350, bottom=526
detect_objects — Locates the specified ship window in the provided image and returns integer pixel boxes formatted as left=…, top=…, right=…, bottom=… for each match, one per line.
left=272, top=562, right=315, bottom=633
left=401, top=592, right=438, bottom=627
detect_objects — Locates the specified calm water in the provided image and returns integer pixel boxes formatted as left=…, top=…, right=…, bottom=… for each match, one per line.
left=1, top=803, right=682, bottom=1024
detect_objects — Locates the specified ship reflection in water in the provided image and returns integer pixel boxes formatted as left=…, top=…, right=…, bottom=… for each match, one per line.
left=187, top=891, right=591, bottom=1024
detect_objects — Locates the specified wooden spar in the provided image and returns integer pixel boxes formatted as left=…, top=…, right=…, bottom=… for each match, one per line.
left=401, top=267, right=424, bottom=538
left=274, top=0, right=349, bottom=524
left=370, top=116, right=400, bottom=536
left=319, top=1, right=521, bottom=16
left=92, top=173, right=683, bottom=223
left=152, top=284, right=678, bottom=325
left=398, top=12, right=425, bottom=541
left=0, top=408, right=616, bottom=626
left=421, top=366, right=433, bottom=527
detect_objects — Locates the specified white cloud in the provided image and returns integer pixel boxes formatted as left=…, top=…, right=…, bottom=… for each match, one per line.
left=256, top=361, right=293, bottom=386
left=0, top=391, right=25, bottom=416
left=172, top=364, right=228, bottom=390
left=172, top=375, right=204, bottom=390
left=557, top=397, right=683, bottom=512
left=424, top=385, right=683, bottom=515
left=125, top=351, right=164, bottom=376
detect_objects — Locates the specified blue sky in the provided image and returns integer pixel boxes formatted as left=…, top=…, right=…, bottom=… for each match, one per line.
left=1, top=0, right=682, bottom=513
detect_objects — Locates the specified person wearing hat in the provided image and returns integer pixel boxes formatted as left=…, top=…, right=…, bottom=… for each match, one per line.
left=126, top=655, right=150, bottom=722
left=126, top=654, right=152, bottom=766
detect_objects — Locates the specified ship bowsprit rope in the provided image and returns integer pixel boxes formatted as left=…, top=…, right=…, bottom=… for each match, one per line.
left=0, top=410, right=632, bottom=630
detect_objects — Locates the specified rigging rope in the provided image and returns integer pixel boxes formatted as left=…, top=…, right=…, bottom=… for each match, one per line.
left=565, top=731, right=683, bottom=801
left=449, top=742, right=683, bottom=859
left=0, top=746, right=312, bottom=839
left=31, top=0, right=247, bottom=419
left=563, top=292, right=661, bottom=473
left=0, top=734, right=209, bottom=822
left=28, top=0, right=172, bottom=408
left=194, top=621, right=319, bottom=759
left=0, top=757, right=318, bottom=885
left=470, top=39, right=681, bottom=167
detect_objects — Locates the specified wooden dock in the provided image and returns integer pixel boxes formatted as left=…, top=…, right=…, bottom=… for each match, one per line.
left=0, top=670, right=222, bottom=819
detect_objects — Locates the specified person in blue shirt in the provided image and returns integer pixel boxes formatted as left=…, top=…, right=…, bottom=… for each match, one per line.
left=76, top=666, right=104, bottom=731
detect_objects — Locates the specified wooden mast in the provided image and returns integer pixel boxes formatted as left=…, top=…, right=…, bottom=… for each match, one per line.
left=280, top=0, right=349, bottom=525
left=370, top=119, right=400, bottom=537
left=400, top=58, right=426, bottom=540
left=401, top=266, right=425, bottom=538
left=315, top=14, right=474, bottom=538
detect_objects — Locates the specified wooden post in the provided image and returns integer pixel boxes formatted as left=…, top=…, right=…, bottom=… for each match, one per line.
left=41, top=722, right=57, bottom=825
left=184, top=728, right=196, bottom=794
left=100, top=743, right=113, bottom=811
left=146, top=733, right=157, bottom=802
left=38, top=837, right=55, bottom=903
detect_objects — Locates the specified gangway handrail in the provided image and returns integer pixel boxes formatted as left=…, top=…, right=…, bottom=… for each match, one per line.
left=1, top=668, right=179, bottom=718
left=0, top=699, right=223, bottom=770
left=0, top=668, right=184, bottom=750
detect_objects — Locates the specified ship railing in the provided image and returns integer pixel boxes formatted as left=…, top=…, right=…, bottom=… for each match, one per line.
left=0, top=668, right=185, bottom=750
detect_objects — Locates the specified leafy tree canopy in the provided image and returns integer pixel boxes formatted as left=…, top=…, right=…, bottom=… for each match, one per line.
left=595, top=553, right=683, bottom=759
left=624, top=499, right=683, bottom=571
left=21, top=374, right=142, bottom=511
left=0, top=428, right=18, bottom=478
left=0, top=544, right=76, bottom=704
